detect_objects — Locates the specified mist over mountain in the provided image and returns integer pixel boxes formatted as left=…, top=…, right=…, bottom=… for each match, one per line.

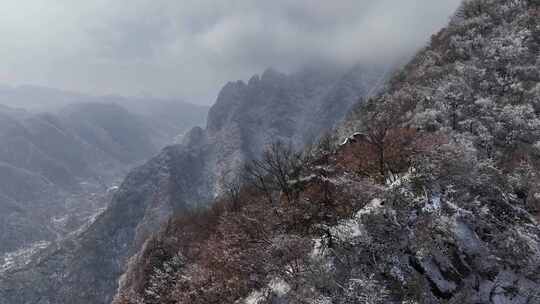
left=0, top=97, right=206, bottom=263
left=0, top=85, right=208, bottom=144
left=113, top=1, right=540, bottom=303
left=0, top=0, right=461, bottom=103
left=0, top=62, right=388, bottom=304
left=2, top=1, right=539, bottom=304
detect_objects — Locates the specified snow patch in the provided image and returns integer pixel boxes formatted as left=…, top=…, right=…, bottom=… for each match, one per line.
left=422, top=193, right=441, bottom=213
left=310, top=238, right=324, bottom=259
left=330, top=217, right=362, bottom=243
left=340, top=132, right=363, bottom=146
left=385, top=169, right=415, bottom=188
left=107, top=185, right=120, bottom=192
left=358, top=198, right=383, bottom=216
left=288, top=174, right=317, bottom=185
left=269, top=278, right=291, bottom=296
left=67, top=206, right=107, bottom=237
left=242, top=277, right=291, bottom=304
left=1, top=240, right=50, bottom=273
left=244, top=290, right=265, bottom=304
left=51, top=214, right=69, bottom=225
left=326, top=199, right=383, bottom=244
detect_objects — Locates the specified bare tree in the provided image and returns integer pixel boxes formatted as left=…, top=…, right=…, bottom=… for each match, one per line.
left=222, top=170, right=244, bottom=211
left=345, top=96, right=416, bottom=182
left=244, top=140, right=308, bottom=204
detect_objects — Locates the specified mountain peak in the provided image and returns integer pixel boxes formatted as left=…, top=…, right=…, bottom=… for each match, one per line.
left=261, top=68, right=286, bottom=82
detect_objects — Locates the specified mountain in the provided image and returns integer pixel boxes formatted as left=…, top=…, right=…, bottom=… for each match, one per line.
left=0, top=163, right=60, bottom=256
left=59, top=102, right=157, bottom=165
left=0, top=104, right=129, bottom=257
left=112, top=1, right=540, bottom=303
left=0, top=64, right=387, bottom=304
left=0, top=85, right=209, bottom=146
left=0, top=99, right=206, bottom=259
left=86, top=96, right=209, bottom=148
left=0, top=85, right=86, bottom=111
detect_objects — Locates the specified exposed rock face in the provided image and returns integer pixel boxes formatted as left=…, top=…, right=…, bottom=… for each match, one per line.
left=205, top=65, right=386, bottom=194
left=0, top=65, right=384, bottom=304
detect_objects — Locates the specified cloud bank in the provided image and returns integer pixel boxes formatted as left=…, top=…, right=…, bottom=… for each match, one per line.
left=0, top=0, right=462, bottom=104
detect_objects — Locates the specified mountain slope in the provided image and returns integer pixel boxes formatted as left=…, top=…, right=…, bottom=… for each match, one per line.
left=59, top=102, right=157, bottom=165
left=0, top=101, right=185, bottom=259
left=0, top=85, right=210, bottom=148
left=113, top=1, right=540, bottom=303
left=0, top=64, right=386, bottom=304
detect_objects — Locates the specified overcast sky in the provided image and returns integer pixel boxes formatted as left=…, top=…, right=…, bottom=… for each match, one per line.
left=0, top=0, right=462, bottom=105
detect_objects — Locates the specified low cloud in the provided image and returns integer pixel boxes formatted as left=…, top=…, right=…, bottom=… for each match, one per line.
left=0, top=0, right=462, bottom=104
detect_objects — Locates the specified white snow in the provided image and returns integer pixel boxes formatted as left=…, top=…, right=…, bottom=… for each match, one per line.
left=385, top=169, right=415, bottom=188
left=340, top=132, right=363, bottom=146
left=268, top=278, right=291, bottom=296
left=330, top=217, right=363, bottom=244
left=242, top=277, right=291, bottom=304
left=51, top=214, right=69, bottom=225
left=67, top=206, right=107, bottom=237
left=244, top=290, right=265, bottom=304
left=288, top=174, right=317, bottom=185
left=0, top=240, right=50, bottom=273
left=358, top=198, right=383, bottom=216
left=310, top=238, right=324, bottom=259
left=107, top=185, right=120, bottom=192
left=422, top=193, right=441, bottom=213
left=322, top=199, right=383, bottom=246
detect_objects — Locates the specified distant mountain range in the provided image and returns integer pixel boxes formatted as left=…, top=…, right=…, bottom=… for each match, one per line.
left=0, top=85, right=209, bottom=146
left=0, top=96, right=208, bottom=259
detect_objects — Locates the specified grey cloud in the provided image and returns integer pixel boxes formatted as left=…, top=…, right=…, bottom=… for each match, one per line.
left=0, top=0, right=462, bottom=104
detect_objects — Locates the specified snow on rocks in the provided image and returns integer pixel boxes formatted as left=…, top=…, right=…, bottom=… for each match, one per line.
left=340, top=132, right=364, bottom=146
left=0, top=240, right=50, bottom=273
left=243, top=290, right=265, bottom=304
left=422, top=193, right=441, bottom=213
left=268, top=277, right=291, bottom=297
left=358, top=198, right=384, bottom=216
left=241, top=277, right=291, bottom=304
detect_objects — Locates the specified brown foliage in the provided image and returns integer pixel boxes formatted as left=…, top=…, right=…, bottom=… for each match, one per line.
left=337, top=128, right=417, bottom=182
left=116, top=142, right=376, bottom=304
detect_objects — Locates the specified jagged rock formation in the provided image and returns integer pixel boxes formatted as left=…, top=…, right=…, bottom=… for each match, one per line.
left=0, top=65, right=384, bottom=304
left=204, top=65, right=386, bottom=194
left=112, top=1, right=540, bottom=303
